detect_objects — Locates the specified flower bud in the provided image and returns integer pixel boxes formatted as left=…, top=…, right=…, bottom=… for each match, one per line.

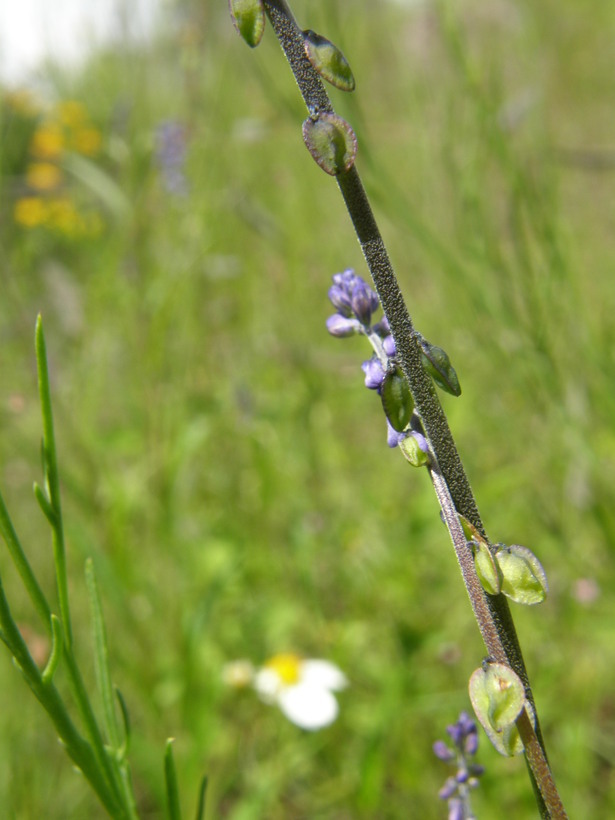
left=326, top=314, right=359, bottom=337
left=495, top=545, right=548, bottom=605
left=328, top=285, right=353, bottom=317
left=361, top=357, right=385, bottom=390
left=380, top=362, right=414, bottom=432
left=420, top=338, right=461, bottom=397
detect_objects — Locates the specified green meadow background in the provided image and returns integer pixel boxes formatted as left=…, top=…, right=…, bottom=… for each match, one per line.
left=2, top=0, right=615, bottom=816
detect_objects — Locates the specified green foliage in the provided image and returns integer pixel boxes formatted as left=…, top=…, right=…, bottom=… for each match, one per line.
left=1, top=0, right=615, bottom=817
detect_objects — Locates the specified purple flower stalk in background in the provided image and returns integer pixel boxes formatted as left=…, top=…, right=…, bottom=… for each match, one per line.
left=433, top=711, right=484, bottom=820
left=155, top=120, right=189, bottom=196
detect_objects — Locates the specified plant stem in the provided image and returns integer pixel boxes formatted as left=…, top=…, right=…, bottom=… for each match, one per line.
left=261, top=1, right=567, bottom=816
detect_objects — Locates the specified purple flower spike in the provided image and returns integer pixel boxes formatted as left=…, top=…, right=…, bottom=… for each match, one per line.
left=155, top=120, right=189, bottom=196
left=326, top=314, right=360, bottom=337
left=435, top=711, right=483, bottom=819
left=362, top=357, right=385, bottom=390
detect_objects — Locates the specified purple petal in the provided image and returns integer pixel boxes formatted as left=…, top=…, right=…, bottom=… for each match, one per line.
left=373, top=316, right=390, bottom=337
left=332, top=268, right=360, bottom=291
left=351, top=281, right=374, bottom=325
left=361, top=357, right=384, bottom=390
left=433, top=740, right=455, bottom=762
left=464, top=730, right=478, bottom=757
left=410, top=431, right=429, bottom=453
left=438, top=777, right=458, bottom=800
left=382, top=334, right=396, bottom=357
left=326, top=314, right=359, bottom=337
left=386, top=420, right=406, bottom=448
left=328, top=285, right=353, bottom=317
left=448, top=799, right=464, bottom=820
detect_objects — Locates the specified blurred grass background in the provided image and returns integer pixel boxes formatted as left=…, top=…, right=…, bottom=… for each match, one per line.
left=1, top=0, right=615, bottom=816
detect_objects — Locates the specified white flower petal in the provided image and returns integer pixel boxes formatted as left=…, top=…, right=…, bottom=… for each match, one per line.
left=300, top=660, right=348, bottom=692
left=253, top=668, right=281, bottom=704
left=277, top=682, right=339, bottom=731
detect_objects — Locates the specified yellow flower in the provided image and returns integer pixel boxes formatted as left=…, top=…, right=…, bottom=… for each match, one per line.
left=26, top=162, right=63, bottom=191
left=57, top=100, right=87, bottom=128
left=14, top=197, right=47, bottom=228
left=30, top=123, right=64, bottom=160
left=4, top=89, right=39, bottom=116
left=70, top=126, right=102, bottom=156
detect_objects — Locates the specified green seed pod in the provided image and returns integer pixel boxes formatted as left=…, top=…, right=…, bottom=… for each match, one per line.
left=380, top=362, right=414, bottom=433
left=399, top=433, right=430, bottom=467
left=303, top=30, right=355, bottom=92
left=473, top=540, right=502, bottom=596
left=228, top=0, right=266, bottom=48
left=469, top=661, right=532, bottom=756
left=420, top=338, right=461, bottom=397
left=495, top=545, right=548, bottom=605
left=302, top=112, right=358, bottom=176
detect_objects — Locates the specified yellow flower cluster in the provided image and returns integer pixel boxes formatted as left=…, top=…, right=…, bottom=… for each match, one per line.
left=13, top=98, right=104, bottom=238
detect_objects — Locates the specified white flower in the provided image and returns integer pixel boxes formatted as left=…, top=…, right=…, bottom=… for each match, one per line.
left=253, top=653, right=348, bottom=731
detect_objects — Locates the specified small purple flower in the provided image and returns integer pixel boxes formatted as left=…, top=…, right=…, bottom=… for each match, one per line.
left=361, top=357, right=385, bottom=390
left=328, top=285, right=353, bottom=317
left=382, top=334, right=396, bottom=357
left=373, top=316, right=390, bottom=337
left=327, top=269, right=379, bottom=328
left=326, top=314, right=360, bottom=337
left=155, top=120, right=189, bottom=196
left=434, top=712, right=483, bottom=820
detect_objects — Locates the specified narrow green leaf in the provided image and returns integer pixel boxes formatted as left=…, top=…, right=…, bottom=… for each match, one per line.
left=85, top=558, right=121, bottom=750
left=33, top=481, right=56, bottom=526
left=194, top=775, right=208, bottom=820
left=303, top=30, right=355, bottom=91
left=116, top=687, right=132, bottom=757
left=36, top=315, right=73, bottom=649
left=228, top=0, right=265, bottom=48
left=62, top=152, right=131, bottom=219
left=0, top=488, right=51, bottom=628
left=42, top=614, right=63, bottom=684
left=302, top=112, right=357, bottom=176
left=165, top=739, right=183, bottom=820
